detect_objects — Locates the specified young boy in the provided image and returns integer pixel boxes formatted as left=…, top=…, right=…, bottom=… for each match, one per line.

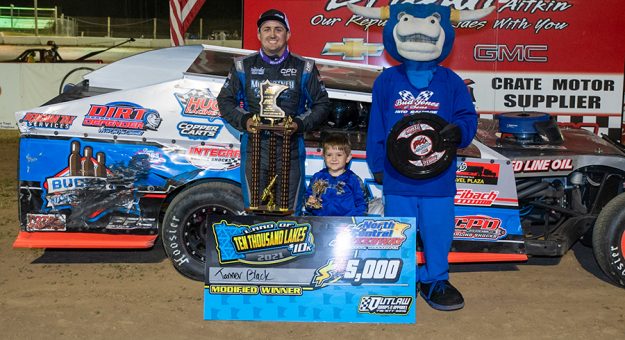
left=304, top=133, right=368, bottom=216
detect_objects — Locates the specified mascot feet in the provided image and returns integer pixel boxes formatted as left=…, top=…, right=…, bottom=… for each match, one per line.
left=419, top=280, right=464, bottom=311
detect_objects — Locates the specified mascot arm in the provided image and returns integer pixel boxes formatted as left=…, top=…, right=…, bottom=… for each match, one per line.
left=366, top=77, right=387, bottom=175
left=451, top=76, right=478, bottom=149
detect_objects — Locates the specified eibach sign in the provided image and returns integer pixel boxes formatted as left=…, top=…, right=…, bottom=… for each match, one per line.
left=243, top=0, right=625, bottom=141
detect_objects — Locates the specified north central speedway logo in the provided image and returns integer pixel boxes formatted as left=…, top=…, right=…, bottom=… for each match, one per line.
left=358, top=296, right=412, bottom=315
left=212, top=220, right=315, bottom=264
left=20, top=112, right=76, bottom=130
left=82, top=101, right=162, bottom=136
left=174, top=89, right=221, bottom=120
left=333, top=219, right=410, bottom=250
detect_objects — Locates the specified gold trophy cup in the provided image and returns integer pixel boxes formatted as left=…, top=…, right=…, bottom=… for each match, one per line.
left=246, top=80, right=296, bottom=215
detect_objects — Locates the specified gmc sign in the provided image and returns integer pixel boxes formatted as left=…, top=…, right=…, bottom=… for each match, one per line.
left=474, top=44, right=548, bottom=62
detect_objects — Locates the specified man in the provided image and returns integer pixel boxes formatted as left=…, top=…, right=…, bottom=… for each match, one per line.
left=217, top=9, right=330, bottom=214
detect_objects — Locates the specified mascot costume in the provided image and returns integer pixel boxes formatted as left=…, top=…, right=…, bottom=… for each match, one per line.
left=349, top=3, right=493, bottom=311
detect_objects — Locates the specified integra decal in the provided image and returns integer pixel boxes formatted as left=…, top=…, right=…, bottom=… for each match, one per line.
left=82, top=101, right=162, bottom=136
left=454, top=215, right=507, bottom=241
left=174, top=89, right=221, bottom=120
left=19, top=112, right=77, bottom=130
left=456, top=161, right=500, bottom=185
left=177, top=122, right=221, bottom=139
left=212, top=220, right=315, bottom=265
left=187, top=144, right=240, bottom=171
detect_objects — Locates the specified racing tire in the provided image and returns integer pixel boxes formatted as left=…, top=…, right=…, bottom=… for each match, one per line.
left=161, top=182, right=245, bottom=281
left=592, top=192, right=625, bottom=288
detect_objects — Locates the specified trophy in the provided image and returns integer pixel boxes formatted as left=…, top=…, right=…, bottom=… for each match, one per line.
left=246, top=80, right=297, bottom=215
left=305, top=179, right=329, bottom=210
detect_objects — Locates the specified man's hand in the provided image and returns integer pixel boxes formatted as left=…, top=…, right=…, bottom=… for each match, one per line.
left=439, top=123, right=462, bottom=146
left=245, top=117, right=257, bottom=132
left=373, top=172, right=383, bottom=185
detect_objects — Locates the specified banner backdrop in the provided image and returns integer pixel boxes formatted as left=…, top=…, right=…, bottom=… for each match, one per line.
left=0, top=63, right=104, bottom=129
left=243, top=0, right=625, bottom=141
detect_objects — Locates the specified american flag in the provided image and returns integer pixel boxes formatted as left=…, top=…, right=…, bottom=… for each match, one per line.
left=170, top=0, right=206, bottom=46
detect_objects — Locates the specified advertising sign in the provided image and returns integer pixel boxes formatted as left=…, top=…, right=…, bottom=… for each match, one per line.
left=204, top=215, right=416, bottom=323
left=243, top=0, right=625, bottom=141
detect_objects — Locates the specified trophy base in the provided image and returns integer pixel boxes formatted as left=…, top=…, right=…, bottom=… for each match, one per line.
left=245, top=206, right=294, bottom=216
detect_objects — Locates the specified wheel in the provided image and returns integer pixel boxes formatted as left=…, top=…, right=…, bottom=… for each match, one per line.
left=161, top=182, right=245, bottom=281
left=592, top=192, right=625, bottom=288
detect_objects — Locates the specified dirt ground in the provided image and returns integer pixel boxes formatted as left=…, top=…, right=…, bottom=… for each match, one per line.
left=1, top=129, right=624, bottom=339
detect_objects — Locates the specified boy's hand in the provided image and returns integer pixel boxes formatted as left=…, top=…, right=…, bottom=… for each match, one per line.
left=306, top=196, right=321, bottom=209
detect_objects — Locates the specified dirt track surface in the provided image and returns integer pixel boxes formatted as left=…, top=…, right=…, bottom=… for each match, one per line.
left=1, top=130, right=624, bottom=339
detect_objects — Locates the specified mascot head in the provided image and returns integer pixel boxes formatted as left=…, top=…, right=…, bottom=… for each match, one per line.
left=348, top=4, right=494, bottom=64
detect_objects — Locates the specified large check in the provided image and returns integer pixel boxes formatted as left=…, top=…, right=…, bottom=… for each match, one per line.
left=203, top=216, right=416, bottom=323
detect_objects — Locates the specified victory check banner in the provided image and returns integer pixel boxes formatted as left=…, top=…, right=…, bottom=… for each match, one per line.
left=204, top=216, right=416, bottom=323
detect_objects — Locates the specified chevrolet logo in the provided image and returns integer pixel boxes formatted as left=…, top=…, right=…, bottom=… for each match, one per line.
left=321, top=38, right=384, bottom=61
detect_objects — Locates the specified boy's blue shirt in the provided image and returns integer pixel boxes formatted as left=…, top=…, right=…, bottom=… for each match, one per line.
left=304, top=168, right=367, bottom=216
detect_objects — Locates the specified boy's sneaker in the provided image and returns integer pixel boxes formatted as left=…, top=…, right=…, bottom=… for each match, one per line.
left=419, top=280, right=464, bottom=311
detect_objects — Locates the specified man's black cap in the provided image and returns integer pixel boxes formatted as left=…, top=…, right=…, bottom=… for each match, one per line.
left=257, top=9, right=290, bottom=31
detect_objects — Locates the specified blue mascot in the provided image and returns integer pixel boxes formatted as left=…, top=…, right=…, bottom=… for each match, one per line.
left=349, top=3, right=493, bottom=311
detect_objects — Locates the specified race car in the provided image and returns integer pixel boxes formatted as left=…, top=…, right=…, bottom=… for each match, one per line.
left=12, top=45, right=625, bottom=288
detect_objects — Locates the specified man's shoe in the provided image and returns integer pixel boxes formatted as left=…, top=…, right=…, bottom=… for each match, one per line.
left=419, top=280, right=464, bottom=311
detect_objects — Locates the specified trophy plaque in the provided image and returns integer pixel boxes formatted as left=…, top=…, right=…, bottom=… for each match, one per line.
left=247, top=80, right=296, bottom=215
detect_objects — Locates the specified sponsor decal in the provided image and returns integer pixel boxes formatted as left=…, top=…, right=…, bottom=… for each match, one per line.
left=26, top=213, right=66, bottom=231
left=280, top=68, right=297, bottom=76
left=105, top=216, right=156, bottom=229
left=20, top=112, right=77, bottom=130
left=82, top=101, right=162, bottom=136
left=512, top=158, right=573, bottom=173
left=212, top=220, right=315, bottom=265
left=250, top=66, right=265, bottom=75
left=135, top=148, right=166, bottom=164
left=358, top=296, right=412, bottom=315
left=456, top=161, right=500, bottom=185
left=321, top=38, right=384, bottom=60
left=177, top=121, right=221, bottom=139
left=187, top=144, right=240, bottom=171
left=455, top=189, right=499, bottom=206
left=454, top=215, right=507, bottom=240
left=394, top=90, right=439, bottom=112
left=174, top=89, right=221, bottom=120
left=332, top=219, right=410, bottom=250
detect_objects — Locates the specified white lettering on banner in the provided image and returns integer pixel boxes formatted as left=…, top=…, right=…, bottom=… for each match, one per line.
left=325, top=0, right=496, bottom=11
left=498, top=0, right=573, bottom=13
left=310, top=14, right=342, bottom=27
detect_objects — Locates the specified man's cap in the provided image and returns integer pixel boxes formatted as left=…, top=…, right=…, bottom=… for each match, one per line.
left=257, top=9, right=290, bottom=31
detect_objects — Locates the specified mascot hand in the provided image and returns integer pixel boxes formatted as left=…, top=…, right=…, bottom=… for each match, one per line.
left=373, top=172, right=384, bottom=185
left=440, top=123, right=462, bottom=146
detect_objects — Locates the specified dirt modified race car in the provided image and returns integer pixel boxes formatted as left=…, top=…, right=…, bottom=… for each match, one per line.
left=13, top=45, right=625, bottom=288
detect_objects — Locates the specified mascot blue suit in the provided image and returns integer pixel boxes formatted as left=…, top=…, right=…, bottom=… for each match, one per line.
left=349, top=3, right=493, bottom=311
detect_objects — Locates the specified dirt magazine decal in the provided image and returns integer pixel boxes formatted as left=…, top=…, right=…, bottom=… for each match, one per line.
left=204, top=216, right=416, bottom=323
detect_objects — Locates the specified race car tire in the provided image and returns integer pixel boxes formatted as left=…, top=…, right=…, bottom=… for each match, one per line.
left=592, top=192, right=625, bottom=288
left=162, top=181, right=245, bottom=281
